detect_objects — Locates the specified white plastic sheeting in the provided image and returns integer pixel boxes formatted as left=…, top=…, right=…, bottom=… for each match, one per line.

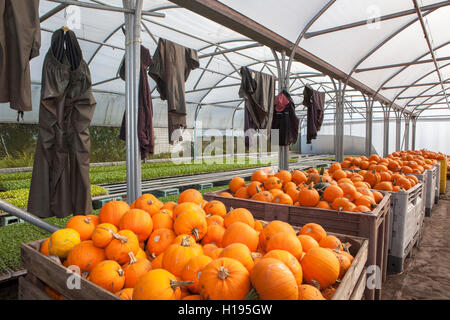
left=0, top=0, right=448, bottom=148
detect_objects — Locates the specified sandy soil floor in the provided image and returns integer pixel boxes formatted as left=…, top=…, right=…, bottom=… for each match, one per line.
left=381, top=182, right=450, bottom=300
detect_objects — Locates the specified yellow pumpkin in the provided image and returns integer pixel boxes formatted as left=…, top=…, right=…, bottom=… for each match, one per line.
left=48, top=228, right=81, bottom=259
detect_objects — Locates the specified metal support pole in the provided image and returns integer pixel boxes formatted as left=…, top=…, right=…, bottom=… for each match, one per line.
left=411, top=116, right=417, bottom=150
left=404, top=116, right=410, bottom=151
left=364, top=96, right=373, bottom=156
left=279, top=51, right=289, bottom=171
left=395, top=113, right=401, bottom=151
left=383, top=105, right=390, bottom=157
left=193, top=105, right=202, bottom=161
left=123, top=0, right=142, bottom=203
left=333, top=80, right=345, bottom=162
left=0, top=200, right=60, bottom=233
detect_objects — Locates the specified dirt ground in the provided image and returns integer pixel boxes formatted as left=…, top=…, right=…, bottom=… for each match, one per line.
left=381, top=181, right=450, bottom=300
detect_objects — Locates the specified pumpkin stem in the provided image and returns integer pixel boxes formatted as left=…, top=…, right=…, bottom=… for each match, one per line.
left=311, top=279, right=321, bottom=291
left=112, top=233, right=128, bottom=243
left=244, top=288, right=259, bottom=300
left=84, top=217, right=91, bottom=224
left=206, top=214, right=212, bottom=218
left=181, top=236, right=191, bottom=247
left=117, top=268, right=124, bottom=277
left=192, top=228, right=200, bottom=240
left=170, top=280, right=194, bottom=291
left=217, top=266, right=230, bottom=280
left=128, top=252, right=138, bottom=265
left=147, top=200, right=153, bottom=205
left=150, top=253, right=156, bottom=259
left=251, top=252, right=262, bottom=261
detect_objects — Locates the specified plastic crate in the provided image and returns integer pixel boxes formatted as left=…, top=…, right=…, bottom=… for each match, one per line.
left=412, top=170, right=434, bottom=217
left=387, top=182, right=425, bottom=274
left=434, top=163, right=440, bottom=204
left=204, top=189, right=391, bottom=300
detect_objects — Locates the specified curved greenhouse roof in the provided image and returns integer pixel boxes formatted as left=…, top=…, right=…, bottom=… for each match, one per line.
left=0, top=0, right=449, bottom=127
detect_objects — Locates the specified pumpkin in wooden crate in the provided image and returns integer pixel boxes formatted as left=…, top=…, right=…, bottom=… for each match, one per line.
left=248, top=258, right=298, bottom=300
left=104, top=229, right=139, bottom=264
left=99, top=199, right=130, bottom=227
left=178, top=189, right=203, bottom=205
left=48, top=228, right=81, bottom=259
left=118, top=209, right=153, bottom=242
left=91, top=223, right=118, bottom=248
left=88, top=260, right=125, bottom=293
left=174, top=210, right=207, bottom=241
left=319, top=235, right=343, bottom=251
left=301, top=247, right=340, bottom=290
left=221, top=222, right=259, bottom=252
left=297, top=234, right=319, bottom=254
left=201, top=224, right=225, bottom=247
left=162, top=236, right=201, bottom=277
left=146, top=228, right=176, bottom=259
left=204, top=200, right=227, bottom=218
left=66, top=240, right=105, bottom=273
left=40, top=238, right=50, bottom=256
left=132, top=194, right=163, bottom=216
left=180, top=255, right=213, bottom=294
left=115, top=288, right=134, bottom=300
left=229, top=177, right=246, bottom=193
left=182, top=294, right=202, bottom=300
left=265, top=232, right=303, bottom=260
left=199, top=257, right=251, bottom=300
left=298, top=284, right=326, bottom=300
left=223, top=208, right=255, bottom=228
left=259, top=220, right=296, bottom=251
left=173, top=202, right=205, bottom=219
left=206, top=214, right=224, bottom=227
left=152, top=209, right=174, bottom=230
left=297, top=184, right=320, bottom=207
left=122, top=252, right=152, bottom=289
left=133, top=269, right=193, bottom=300
left=65, top=216, right=96, bottom=241
left=263, top=249, right=303, bottom=285
left=219, top=243, right=255, bottom=272
left=251, top=169, right=268, bottom=183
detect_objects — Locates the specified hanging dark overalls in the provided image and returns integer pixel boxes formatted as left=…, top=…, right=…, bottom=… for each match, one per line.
left=118, top=45, right=155, bottom=159
left=28, top=29, right=96, bottom=218
left=272, top=90, right=299, bottom=146
left=303, top=86, right=325, bottom=144
left=0, top=0, right=41, bottom=115
left=149, top=38, right=199, bottom=144
left=239, top=66, right=275, bottom=147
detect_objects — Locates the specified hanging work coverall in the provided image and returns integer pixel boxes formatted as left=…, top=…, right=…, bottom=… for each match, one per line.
left=118, top=45, right=155, bottom=159
left=302, top=86, right=325, bottom=144
left=239, top=66, right=275, bottom=147
left=0, top=0, right=41, bottom=113
left=149, top=38, right=199, bottom=144
left=272, top=90, right=299, bottom=146
left=28, top=29, right=97, bottom=218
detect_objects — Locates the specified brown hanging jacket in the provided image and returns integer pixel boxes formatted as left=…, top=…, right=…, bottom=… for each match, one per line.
left=0, top=0, right=41, bottom=112
left=28, top=29, right=96, bottom=218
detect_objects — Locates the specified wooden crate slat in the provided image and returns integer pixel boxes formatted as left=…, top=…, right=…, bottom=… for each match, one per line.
left=21, top=240, right=119, bottom=300
left=18, top=275, right=52, bottom=300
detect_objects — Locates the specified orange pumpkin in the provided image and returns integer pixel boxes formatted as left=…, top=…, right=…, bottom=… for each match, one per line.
left=223, top=208, right=255, bottom=228
left=91, top=223, right=118, bottom=248
left=122, top=253, right=152, bottom=288
left=259, top=220, right=296, bottom=251
left=297, top=235, right=319, bottom=254
left=201, top=224, right=225, bottom=247
left=118, top=209, right=153, bottom=242
left=145, top=228, right=175, bottom=259
left=221, top=222, right=259, bottom=252
left=104, top=230, right=140, bottom=264
left=247, top=181, right=264, bottom=197
left=229, top=177, right=246, bottom=194
left=162, top=236, right=200, bottom=277
left=299, top=223, right=327, bottom=243
left=133, top=269, right=192, bottom=300
left=152, top=211, right=174, bottom=230
left=115, top=288, right=134, bottom=300
left=132, top=194, right=163, bottom=216
left=318, top=235, right=343, bottom=251
left=173, top=202, right=205, bottom=220
left=234, top=186, right=250, bottom=199
left=251, top=170, right=268, bottom=183
left=323, top=185, right=344, bottom=203
left=275, top=170, right=292, bottom=185
left=174, top=210, right=208, bottom=241
left=263, top=250, right=303, bottom=285
left=249, top=258, right=298, bottom=300
left=263, top=176, right=282, bottom=190
left=65, top=216, right=96, bottom=241
left=203, top=200, right=227, bottom=218
left=66, top=240, right=105, bottom=273
left=99, top=200, right=130, bottom=227
left=88, top=260, right=125, bottom=293
left=199, top=257, right=251, bottom=300
left=301, top=247, right=340, bottom=290
left=265, top=232, right=303, bottom=260
left=297, top=185, right=320, bottom=207
left=181, top=255, right=213, bottom=294
left=206, top=214, right=224, bottom=227
left=298, top=284, right=326, bottom=300
left=178, top=189, right=203, bottom=205
left=40, top=238, right=50, bottom=256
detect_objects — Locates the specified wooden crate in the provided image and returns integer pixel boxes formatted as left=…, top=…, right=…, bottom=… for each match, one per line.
left=204, top=189, right=391, bottom=300
left=284, top=222, right=369, bottom=300
left=18, top=234, right=368, bottom=301
left=20, top=239, right=119, bottom=300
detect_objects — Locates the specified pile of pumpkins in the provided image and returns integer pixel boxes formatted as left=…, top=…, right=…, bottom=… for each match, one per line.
left=39, top=189, right=355, bottom=300
left=223, top=165, right=386, bottom=213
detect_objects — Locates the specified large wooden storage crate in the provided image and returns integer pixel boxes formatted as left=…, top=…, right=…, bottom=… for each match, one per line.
left=204, top=190, right=391, bottom=300
left=386, top=182, right=425, bottom=274
left=19, top=235, right=368, bottom=300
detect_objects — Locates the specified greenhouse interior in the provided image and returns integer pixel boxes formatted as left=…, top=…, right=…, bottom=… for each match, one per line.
left=0, top=0, right=449, bottom=303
